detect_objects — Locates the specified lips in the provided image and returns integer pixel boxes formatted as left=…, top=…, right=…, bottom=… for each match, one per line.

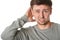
left=39, top=19, right=45, bottom=22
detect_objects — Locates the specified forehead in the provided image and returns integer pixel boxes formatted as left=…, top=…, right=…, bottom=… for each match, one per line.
left=32, top=5, right=51, bottom=10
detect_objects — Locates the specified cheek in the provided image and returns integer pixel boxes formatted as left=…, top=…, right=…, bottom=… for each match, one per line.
left=44, top=14, right=50, bottom=19
left=32, top=12, right=38, bottom=18
left=33, top=14, right=39, bottom=20
left=31, top=11, right=39, bottom=21
left=33, top=15, right=38, bottom=19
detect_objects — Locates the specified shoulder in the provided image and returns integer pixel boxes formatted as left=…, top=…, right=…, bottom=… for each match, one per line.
left=53, top=22, right=60, bottom=27
left=52, top=22, right=60, bottom=30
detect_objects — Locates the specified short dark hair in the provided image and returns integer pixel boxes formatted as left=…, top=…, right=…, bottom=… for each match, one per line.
left=30, top=0, right=52, bottom=8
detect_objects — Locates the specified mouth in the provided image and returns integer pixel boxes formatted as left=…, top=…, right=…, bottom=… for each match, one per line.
left=39, top=19, right=45, bottom=22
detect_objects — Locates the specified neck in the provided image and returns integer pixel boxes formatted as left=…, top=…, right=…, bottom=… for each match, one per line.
left=37, top=21, right=51, bottom=30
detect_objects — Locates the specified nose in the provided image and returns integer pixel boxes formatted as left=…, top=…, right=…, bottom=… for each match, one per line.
left=39, top=12, right=44, bottom=18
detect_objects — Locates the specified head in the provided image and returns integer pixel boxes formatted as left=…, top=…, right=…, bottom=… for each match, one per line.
left=30, top=0, right=52, bottom=25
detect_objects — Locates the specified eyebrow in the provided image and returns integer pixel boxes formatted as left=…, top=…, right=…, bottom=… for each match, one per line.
left=34, top=8, right=49, bottom=11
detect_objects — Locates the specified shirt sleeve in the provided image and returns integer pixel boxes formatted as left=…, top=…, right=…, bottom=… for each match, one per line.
left=1, top=14, right=29, bottom=40
left=14, top=28, right=28, bottom=40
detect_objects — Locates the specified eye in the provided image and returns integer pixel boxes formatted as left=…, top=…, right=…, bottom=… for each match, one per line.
left=45, top=10, right=48, bottom=12
left=35, top=10, right=40, bottom=13
left=44, top=10, right=49, bottom=13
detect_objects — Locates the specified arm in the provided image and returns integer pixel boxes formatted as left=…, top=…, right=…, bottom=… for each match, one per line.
left=1, top=7, right=34, bottom=40
left=1, top=15, right=29, bottom=40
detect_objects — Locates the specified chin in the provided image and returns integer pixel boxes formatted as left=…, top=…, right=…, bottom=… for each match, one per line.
left=37, top=21, right=49, bottom=25
left=38, top=22, right=45, bottom=25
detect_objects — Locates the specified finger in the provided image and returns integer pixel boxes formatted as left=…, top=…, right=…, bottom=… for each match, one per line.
left=26, top=7, right=31, bottom=16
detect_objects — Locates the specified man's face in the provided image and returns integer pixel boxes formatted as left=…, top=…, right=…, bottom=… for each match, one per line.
left=31, top=5, right=52, bottom=25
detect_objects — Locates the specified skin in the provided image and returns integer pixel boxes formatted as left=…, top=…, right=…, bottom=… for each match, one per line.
left=26, top=4, right=52, bottom=30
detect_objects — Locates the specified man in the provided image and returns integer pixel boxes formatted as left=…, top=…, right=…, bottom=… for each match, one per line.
left=1, top=0, right=60, bottom=40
